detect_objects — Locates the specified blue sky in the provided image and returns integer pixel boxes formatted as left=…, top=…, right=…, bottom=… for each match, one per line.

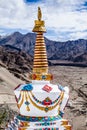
left=25, top=0, right=40, bottom=3
left=0, top=0, right=87, bottom=41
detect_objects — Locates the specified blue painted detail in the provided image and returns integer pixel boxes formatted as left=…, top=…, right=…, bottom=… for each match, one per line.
left=59, top=111, right=64, bottom=117
left=25, top=101, right=30, bottom=105
left=17, top=115, right=62, bottom=122
left=58, top=84, right=65, bottom=91
left=14, top=118, right=19, bottom=125
left=8, top=127, right=13, bottom=130
left=22, top=84, right=33, bottom=91
left=44, top=127, right=48, bottom=129
left=11, top=123, right=15, bottom=128
left=42, top=75, right=46, bottom=79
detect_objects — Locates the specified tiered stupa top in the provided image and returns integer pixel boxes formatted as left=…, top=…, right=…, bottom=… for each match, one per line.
left=30, top=7, right=52, bottom=81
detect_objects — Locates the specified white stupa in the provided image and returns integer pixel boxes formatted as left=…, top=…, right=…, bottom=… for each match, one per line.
left=6, top=7, right=72, bottom=130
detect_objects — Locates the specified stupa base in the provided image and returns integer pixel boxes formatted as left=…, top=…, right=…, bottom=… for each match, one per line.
left=5, top=115, right=72, bottom=130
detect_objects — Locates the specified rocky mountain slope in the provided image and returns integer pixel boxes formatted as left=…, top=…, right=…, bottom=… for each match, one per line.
left=0, top=45, right=33, bottom=81
left=0, top=32, right=87, bottom=63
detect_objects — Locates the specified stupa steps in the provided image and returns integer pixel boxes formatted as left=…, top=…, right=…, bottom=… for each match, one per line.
left=5, top=116, right=71, bottom=130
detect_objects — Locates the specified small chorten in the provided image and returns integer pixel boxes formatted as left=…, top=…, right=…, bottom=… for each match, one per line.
left=6, top=7, right=71, bottom=130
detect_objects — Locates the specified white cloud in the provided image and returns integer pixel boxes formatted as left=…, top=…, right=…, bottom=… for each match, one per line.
left=0, top=0, right=87, bottom=41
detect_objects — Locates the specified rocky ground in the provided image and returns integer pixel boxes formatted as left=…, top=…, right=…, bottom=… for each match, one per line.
left=0, top=65, right=87, bottom=130
left=49, top=66, right=87, bottom=130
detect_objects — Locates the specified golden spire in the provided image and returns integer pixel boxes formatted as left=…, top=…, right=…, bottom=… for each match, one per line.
left=38, top=7, right=42, bottom=21
left=30, top=7, right=53, bottom=81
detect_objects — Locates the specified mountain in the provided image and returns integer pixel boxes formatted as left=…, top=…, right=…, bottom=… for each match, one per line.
left=0, top=32, right=36, bottom=56
left=72, top=52, right=87, bottom=63
left=0, top=32, right=87, bottom=63
left=0, top=45, right=33, bottom=81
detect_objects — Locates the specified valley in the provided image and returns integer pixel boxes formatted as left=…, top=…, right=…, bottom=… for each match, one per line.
left=0, top=65, right=87, bottom=130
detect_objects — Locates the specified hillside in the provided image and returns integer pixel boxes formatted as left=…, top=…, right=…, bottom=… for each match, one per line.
left=0, top=32, right=87, bottom=64
left=0, top=66, right=25, bottom=129
left=0, top=45, right=33, bottom=81
left=0, top=67, right=25, bottom=104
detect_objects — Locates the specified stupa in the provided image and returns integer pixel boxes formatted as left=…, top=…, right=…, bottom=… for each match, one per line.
left=6, top=7, right=72, bottom=130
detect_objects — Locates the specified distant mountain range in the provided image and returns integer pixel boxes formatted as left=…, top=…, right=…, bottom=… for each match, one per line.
left=0, top=32, right=87, bottom=65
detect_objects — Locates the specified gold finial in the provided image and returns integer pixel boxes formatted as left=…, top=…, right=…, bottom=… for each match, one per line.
left=38, top=7, right=42, bottom=21
left=32, top=7, right=46, bottom=32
